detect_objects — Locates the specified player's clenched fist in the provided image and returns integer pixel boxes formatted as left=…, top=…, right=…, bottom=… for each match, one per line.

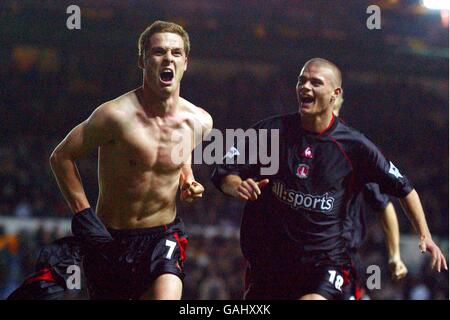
left=236, top=178, right=270, bottom=201
left=388, top=256, right=408, bottom=281
left=180, top=181, right=205, bottom=203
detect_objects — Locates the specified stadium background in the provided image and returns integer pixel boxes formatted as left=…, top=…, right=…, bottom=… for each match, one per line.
left=0, top=0, right=448, bottom=299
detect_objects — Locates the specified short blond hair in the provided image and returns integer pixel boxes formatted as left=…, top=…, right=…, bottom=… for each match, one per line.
left=303, top=58, right=342, bottom=88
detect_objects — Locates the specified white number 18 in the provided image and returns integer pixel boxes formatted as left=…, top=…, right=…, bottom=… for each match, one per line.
left=328, top=270, right=344, bottom=291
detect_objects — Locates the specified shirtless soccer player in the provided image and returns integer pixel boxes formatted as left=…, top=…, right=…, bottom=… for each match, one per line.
left=50, top=20, right=212, bottom=300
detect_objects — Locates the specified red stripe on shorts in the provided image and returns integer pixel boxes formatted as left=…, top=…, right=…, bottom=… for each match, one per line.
left=24, top=267, right=55, bottom=285
left=172, top=232, right=188, bottom=262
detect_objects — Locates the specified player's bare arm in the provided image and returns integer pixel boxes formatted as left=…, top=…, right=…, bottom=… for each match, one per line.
left=379, top=202, right=408, bottom=280
left=50, top=103, right=120, bottom=213
left=178, top=99, right=212, bottom=202
left=220, top=175, right=269, bottom=201
left=400, top=189, right=448, bottom=272
left=179, top=159, right=204, bottom=203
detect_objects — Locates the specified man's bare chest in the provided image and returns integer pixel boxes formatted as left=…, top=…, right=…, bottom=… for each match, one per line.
left=111, top=119, right=194, bottom=171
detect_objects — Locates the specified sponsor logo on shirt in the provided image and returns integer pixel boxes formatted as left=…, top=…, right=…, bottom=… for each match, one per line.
left=296, top=164, right=310, bottom=179
left=272, top=181, right=335, bottom=213
left=388, top=161, right=403, bottom=179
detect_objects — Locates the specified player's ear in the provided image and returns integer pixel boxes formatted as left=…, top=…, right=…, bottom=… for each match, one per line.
left=332, top=87, right=342, bottom=101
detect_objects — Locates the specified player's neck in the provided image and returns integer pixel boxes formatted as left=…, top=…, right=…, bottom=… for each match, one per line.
left=137, top=84, right=180, bottom=117
left=301, top=112, right=334, bottom=133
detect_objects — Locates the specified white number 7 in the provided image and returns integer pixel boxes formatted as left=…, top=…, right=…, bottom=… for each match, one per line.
left=165, top=240, right=177, bottom=259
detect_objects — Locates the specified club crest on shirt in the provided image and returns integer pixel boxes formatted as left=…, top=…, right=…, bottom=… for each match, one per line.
left=301, top=146, right=313, bottom=159
left=296, top=164, right=310, bottom=179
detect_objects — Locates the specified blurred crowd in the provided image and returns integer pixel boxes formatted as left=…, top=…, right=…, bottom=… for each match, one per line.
left=1, top=1, right=448, bottom=300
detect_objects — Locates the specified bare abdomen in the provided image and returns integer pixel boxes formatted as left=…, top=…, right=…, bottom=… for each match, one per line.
left=96, top=168, right=179, bottom=229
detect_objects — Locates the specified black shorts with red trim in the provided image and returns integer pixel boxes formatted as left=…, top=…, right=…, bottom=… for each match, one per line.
left=342, top=249, right=366, bottom=300
left=7, top=237, right=84, bottom=300
left=243, top=259, right=353, bottom=300
left=7, top=267, right=65, bottom=300
left=83, top=217, right=188, bottom=300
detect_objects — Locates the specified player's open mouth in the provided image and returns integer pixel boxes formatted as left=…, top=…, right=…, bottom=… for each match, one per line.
left=301, top=95, right=315, bottom=106
left=159, top=69, right=174, bottom=85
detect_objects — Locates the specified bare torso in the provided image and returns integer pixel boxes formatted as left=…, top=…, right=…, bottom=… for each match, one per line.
left=96, top=90, right=209, bottom=228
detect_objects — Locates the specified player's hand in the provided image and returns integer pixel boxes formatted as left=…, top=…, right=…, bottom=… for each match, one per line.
left=235, top=178, right=269, bottom=201
left=419, top=235, right=448, bottom=272
left=180, top=181, right=204, bottom=203
left=388, top=256, right=408, bottom=281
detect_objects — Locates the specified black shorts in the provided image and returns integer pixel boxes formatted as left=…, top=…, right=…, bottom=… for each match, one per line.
left=83, top=217, right=188, bottom=300
left=7, top=237, right=84, bottom=300
left=243, top=257, right=353, bottom=300
left=342, top=249, right=365, bottom=300
left=7, top=268, right=66, bottom=300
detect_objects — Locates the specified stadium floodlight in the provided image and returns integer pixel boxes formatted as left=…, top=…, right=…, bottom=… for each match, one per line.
left=422, top=0, right=450, bottom=10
